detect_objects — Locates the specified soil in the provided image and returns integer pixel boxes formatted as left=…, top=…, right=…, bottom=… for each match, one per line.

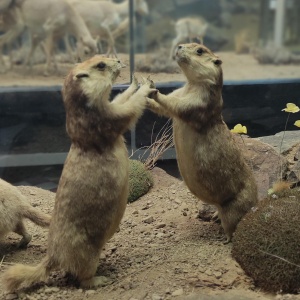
left=1, top=168, right=299, bottom=300
left=0, top=52, right=299, bottom=87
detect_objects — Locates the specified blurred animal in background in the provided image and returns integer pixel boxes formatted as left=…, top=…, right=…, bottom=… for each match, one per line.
left=0, top=0, right=98, bottom=75
left=234, top=28, right=255, bottom=54
left=68, top=0, right=149, bottom=57
left=169, top=17, right=208, bottom=60
left=0, top=179, right=51, bottom=248
left=252, top=42, right=300, bottom=65
left=0, top=3, right=24, bottom=72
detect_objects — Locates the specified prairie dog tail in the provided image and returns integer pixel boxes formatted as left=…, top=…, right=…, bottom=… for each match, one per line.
left=21, top=200, right=51, bottom=227
left=3, top=257, right=51, bottom=292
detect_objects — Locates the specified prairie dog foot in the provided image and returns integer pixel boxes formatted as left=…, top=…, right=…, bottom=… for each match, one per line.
left=17, top=233, right=32, bottom=248
left=212, top=211, right=219, bottom=221
left=80, top=276, right=111, bottom=288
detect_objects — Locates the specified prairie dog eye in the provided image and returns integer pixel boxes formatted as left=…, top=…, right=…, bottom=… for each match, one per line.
left=96, top=62, right=106, bottom=70
left=196, top=48, right=204, bottom=55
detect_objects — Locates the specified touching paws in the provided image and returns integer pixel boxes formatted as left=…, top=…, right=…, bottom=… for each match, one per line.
left=138, top=76, right=158, bottom=98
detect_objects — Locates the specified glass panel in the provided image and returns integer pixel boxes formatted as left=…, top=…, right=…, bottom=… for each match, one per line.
left=134, top=0, right=300, bottom=82
left=0, top=0, right=300, bottom=184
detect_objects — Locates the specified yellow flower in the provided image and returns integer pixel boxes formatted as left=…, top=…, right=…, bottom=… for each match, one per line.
left=282, top=103, right=300, bottom=113
left=294, top=120, right=300, bottom=127
left=231, top=124, right=247, bottom=134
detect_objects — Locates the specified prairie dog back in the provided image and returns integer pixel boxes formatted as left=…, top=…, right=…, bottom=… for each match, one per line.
left=0, top=179, right=51, bottom=248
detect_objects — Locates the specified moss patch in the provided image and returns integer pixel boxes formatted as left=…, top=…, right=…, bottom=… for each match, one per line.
left=232, top=188, right=300, bottom=293
left=128, top=160, right=153, bottom=203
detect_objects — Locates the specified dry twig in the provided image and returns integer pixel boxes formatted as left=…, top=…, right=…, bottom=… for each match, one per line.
left=132, top=119, right=174, bottom=170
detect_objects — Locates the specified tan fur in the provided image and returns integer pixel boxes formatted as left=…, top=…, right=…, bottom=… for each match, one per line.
left=0, top=5, right=24, bottom=71
left=0, top=179, right=51, bottom=248
left=68, top=0, right=148, bottom=57
left=2, top=55, right=156, bottom=292
left=0, top=0, right=98, bottom=75
left=148, top=43, right=258, bottom=243
left=170, top=17, right=208, bottom=60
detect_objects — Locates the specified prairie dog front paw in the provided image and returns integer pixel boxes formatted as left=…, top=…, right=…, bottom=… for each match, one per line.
left=138, top=76, right=158, bottom=98
left=130, top=74, right=139, bottom=92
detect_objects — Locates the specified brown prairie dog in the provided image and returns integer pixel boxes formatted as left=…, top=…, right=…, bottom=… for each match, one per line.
left=0, top=179, right=51, bottom=248
left=2, top=55, right=157, bottom=292
left=148, top=43, right=258, bottom=243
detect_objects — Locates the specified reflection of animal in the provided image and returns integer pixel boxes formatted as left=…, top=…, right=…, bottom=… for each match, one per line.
left=69, top=0, right=149, bottom=57
left=3, top=55, right=156, bottom=292
left=0, top=179, right=51, bottom=248
left=170, top=17, right=208, bottom=60
left=0, top=0, right=98, bottom=75
left=148, top=43, right=258, bottom=243
left=0, top=5, right=24, bottom=71
left=252, top=42, right=300, bottom=65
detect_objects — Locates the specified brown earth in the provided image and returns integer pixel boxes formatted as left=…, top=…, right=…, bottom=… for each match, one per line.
left=0, top=168, right=299, bottom=300
left=0, top=51, right=299, bottom=87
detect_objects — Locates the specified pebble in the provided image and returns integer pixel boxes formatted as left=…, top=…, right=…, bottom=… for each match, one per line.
left=44, top=287, right=60, bottom=294
left=171, top=288, right=184, bottom=296
left=214, top=271, right=223, bottom=279
left=156, top=222, right=166, bottom=229
left=205, top=269, right=212, bottom=276
left=5, top=294, right=18, bottom=300
left=85, top=290, right=96, bottom=295
left=143, top=216, right=154, bottom=224
left=152, top=294, right=162, bottom=300
left=132, top=210, right=139, bottom=215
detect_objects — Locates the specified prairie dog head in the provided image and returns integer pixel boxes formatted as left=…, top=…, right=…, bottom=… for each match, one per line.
left=62, top=56, right=125, bottom=145
left=63, top=55, right=125, bottom=109
left=175, top=43, right=222, bottom=85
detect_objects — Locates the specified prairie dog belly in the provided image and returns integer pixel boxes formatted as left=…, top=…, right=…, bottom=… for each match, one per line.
left=173, top=119, right=245, bottom=205
left=48, top=140, right=129, bottom=253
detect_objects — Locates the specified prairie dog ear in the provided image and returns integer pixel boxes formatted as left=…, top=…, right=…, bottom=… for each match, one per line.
left=74, top=71, right=89, bottom=79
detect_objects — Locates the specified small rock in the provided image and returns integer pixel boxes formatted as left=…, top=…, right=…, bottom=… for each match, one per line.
left=156, top=222, right=166, bottom=229
left=5, top=294, right=18, bottom=300
left=152, top=294, right=162, bottom=300
left=85, top=290, right=96, bottom=295
left=174, top=198, right=181, bottom=205
left=214, top=271, right=222, bottom=279
left=171, top=288, right=184, bottom=296
left=205, top=269, right=212, bottom=276
left=132, top=210, right=139, bottom=215
left=143, top=216, right=154, bottom=224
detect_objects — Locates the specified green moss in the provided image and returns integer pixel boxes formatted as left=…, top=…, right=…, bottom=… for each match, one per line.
left=232, top=188, right=300, bottom=293
left=128, top=160, right=153, bottom=203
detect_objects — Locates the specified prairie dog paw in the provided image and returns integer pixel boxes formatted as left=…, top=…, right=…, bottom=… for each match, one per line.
left=130, top=74, right=139, bottom=91
left=139, top=76, right=157, bottom=98
left=146, top=98, right=158, bottom=109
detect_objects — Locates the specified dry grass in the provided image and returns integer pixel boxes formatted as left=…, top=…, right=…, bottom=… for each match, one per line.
left=133, top=119, right=174, bottom=170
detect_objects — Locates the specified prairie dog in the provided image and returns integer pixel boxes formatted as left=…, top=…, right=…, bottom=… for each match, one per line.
left=3, top=55, right=157, bottom=292
left=0, top=179, right=51, bottom=248
left=148, top=43, right=258, bottom=243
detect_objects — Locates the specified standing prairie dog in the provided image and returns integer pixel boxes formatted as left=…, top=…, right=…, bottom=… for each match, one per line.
left=0, top=179, right=51, bottom=248
left=2, top=55, right=157, bottom=292
left=148, top=43, right=258, bottom=243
